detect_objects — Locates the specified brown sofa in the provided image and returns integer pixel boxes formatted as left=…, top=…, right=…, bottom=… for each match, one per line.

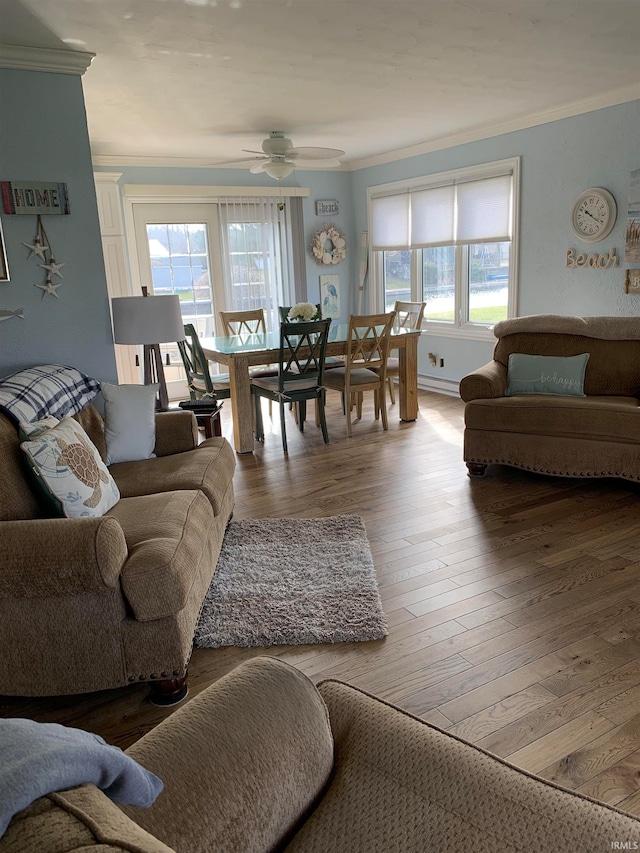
left=3, top=657, right=638, bottom=852
left=460, top=315, right=640, bottom=481
left=0, top=404, right=235, bottom=703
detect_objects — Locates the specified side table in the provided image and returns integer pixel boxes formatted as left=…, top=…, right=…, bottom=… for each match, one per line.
left=178, top=401, right=223, bottom=439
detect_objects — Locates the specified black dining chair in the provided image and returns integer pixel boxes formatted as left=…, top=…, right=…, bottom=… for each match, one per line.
left=251, top=318, right=331, bottom=453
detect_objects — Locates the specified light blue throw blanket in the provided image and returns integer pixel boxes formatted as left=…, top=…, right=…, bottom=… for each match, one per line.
left=0, top=718, right=163, bottom=838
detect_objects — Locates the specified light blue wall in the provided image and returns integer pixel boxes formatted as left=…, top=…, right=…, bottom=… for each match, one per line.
left=0, top=69, right=117, bottom=382
left=351, top=100, right=640, bottom=384
left=95, top=165, right=355, bottom=326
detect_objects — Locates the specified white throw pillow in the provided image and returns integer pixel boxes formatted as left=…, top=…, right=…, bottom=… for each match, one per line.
left=18, top=415, right=60, bottom=441
left=20, top=418, right=120, bottom=518
left=101, top=382, right=159, bottom=465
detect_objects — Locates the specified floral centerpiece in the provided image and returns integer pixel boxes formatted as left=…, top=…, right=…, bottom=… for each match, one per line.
left=287, top=302, right=320, bottom=321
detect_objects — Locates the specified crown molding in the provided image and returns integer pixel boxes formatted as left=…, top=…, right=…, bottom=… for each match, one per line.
left=0, top=43, right=95, bottom=76
left=349, top=85, right=640, bottom=171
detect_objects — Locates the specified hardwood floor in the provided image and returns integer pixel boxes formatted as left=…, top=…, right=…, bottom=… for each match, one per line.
left=3, top=390, right=640, bottom=816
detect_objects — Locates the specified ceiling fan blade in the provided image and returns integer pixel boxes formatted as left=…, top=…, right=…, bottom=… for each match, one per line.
left=292, top=158, right=342, bottom=169
left=242, top=149, right=266, bottom=155
left=210, top=156, right=267, bottom=167
left=287, top=146, right=345, bottom=160
left=250, top=162, right=268, bottom=174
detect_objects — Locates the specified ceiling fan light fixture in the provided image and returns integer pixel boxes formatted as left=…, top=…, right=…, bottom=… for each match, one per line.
left=263, top=160, right=296, bottom=180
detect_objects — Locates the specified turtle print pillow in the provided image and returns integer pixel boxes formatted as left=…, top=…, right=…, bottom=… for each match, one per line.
left=20, top=417, right=120, bottom=518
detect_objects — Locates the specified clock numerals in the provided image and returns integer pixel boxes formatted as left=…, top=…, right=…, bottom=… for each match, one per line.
left=571, top=188, right=616, bottom=243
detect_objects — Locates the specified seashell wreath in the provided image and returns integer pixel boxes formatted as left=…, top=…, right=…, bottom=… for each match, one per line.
left=311, top=224, right=346, bottom=265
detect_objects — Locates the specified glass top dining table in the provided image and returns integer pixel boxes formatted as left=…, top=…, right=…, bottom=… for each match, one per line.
left=200, top=324, right=421, bottom=454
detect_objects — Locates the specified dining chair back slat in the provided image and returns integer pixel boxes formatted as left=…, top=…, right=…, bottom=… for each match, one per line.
left=219, top=308, right=267, bottom=336
left=380, top=300, right=425, bottom=405
left=323, top=311, right=396, bottom=437
left=178, top=323, right=230, bottom=402
left=251, top=318, right=332, bottom=452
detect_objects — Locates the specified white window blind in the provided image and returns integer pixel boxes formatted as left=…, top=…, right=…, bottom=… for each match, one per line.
left=370, top=193, right=410, bottom=250
left=456, top=174, right=512, bottom=243
left=411, top=184, right=455, bottom=248
left=371, top=168, right=513, bottom=250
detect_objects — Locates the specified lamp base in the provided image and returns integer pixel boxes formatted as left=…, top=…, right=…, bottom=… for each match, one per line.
left=142, top=343, right=170, bottom=411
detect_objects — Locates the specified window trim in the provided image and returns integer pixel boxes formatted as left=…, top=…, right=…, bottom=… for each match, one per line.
left=368, top=157, right=520, bottom=340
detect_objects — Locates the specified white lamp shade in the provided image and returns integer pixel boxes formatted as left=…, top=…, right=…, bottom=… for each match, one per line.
left=111, top=295, right=185, bottom=345
left=263, top=160, right=296, bottom=180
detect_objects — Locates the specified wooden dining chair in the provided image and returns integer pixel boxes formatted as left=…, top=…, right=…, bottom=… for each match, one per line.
left=177, top=323, right=231, bottom=403
left=252, top=318, right=331, bottom=453
left=371, top=300, right=425, bottom=404
left=279, top=305, right=344, bottom=373
left=219, top=308, right=268, bottom=336
left=324, top=312, right=396, bottom=437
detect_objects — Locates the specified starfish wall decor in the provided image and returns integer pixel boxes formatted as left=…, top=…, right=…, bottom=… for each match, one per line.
left=23, top=215, right=66, bottom=299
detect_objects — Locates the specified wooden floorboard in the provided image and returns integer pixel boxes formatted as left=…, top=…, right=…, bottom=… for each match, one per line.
left=2, top=390, right=640, bottom=817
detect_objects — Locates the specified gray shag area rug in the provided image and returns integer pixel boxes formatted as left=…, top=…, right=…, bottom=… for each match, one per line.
left=194, top=514, right=388, bottom=649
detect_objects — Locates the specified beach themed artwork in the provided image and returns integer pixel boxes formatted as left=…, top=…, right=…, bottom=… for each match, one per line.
left=320, top=274, right=340, bottom=319
left=625, top=169, right=640, bottom=263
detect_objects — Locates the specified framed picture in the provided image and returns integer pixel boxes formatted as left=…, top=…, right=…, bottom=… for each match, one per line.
left=320, top=274, right=340, bottom=318
left=0, top=218, right=9, bottom=281
left=316, top=199, right=339, bottom=216
left=625, top=169, right=640, bottom=263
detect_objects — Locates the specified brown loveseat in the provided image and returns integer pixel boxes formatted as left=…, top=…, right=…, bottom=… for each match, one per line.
left=0, top=404, right=235, bottom=703
left=460, top=315, right=640, bottom=481
left=3, top=657, right=638, bottom=852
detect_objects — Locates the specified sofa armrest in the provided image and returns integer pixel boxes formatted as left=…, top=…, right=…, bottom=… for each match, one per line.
left=123, top=657, right=334, bottom=853
left=153, top=411, right=198, bottom=456
left=0, top=517, right=127, bottom=598
left=459, top=360, right=507, bottom=402
left=305, top=680, right=640, bottom=850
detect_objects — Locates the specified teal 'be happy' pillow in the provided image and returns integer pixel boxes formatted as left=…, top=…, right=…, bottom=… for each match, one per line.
left=505, top=353, right=590, bottom=397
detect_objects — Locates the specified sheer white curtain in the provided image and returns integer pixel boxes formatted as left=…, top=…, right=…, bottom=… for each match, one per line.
left=218, top=196, right=297, bottom=331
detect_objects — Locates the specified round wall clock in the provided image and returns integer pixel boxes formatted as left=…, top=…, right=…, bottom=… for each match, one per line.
left=570, top=187, right=617, bottom=243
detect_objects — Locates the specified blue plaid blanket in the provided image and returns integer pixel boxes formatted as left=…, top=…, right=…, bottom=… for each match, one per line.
left=0, top=364, right=101, bottom=425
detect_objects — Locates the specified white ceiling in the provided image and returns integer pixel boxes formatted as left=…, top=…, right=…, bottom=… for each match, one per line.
left=5, top=0, right=640, bottom=167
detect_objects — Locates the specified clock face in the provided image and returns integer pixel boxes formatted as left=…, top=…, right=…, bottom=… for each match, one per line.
left=571, top=188, right=617, bottom=243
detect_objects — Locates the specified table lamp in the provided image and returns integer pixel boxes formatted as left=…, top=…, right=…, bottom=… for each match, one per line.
left=111, top=290, right=185, bottom=411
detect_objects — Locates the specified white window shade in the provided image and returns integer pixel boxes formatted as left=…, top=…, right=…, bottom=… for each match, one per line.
left=456, top=174, right=512, bottom=243
left=410, top=184, right=455, bottom=247
left=370, top=193, right=410, bottom=250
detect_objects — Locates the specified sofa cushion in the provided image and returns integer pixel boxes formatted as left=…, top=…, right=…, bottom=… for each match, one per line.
left=0, top=415, right=41, bottom=521
left=465, top=395, right=640, bottom=443
left=494, top=331, right=640, bottom=397
left=287, top=679, right=639, bottom=853
left=505, top=353, right=589, bottom=397
left=107, top=490, right=214, bottom=621
left=109, top=437, right=235, bottom=517
left=20, top=418, right=120, bottom=519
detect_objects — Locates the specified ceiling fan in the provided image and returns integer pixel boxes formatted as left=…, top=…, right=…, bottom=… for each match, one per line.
left=214, top=131, right=345, bottom=180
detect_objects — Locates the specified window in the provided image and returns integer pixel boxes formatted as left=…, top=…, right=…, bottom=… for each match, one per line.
left=218, top=197, right=298, bottom=331
left=369, top=158, right=519, bottom=337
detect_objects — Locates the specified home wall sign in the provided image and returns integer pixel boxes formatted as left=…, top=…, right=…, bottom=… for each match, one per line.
left=565, top=247, right=619, bottom=269
left=1, top=181, right=70, bottom=215
left=315, top=199, right=339, bottom=216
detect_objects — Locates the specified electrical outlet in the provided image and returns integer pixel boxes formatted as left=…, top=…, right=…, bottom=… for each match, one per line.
left=439, top=358, right=445, bottom=368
